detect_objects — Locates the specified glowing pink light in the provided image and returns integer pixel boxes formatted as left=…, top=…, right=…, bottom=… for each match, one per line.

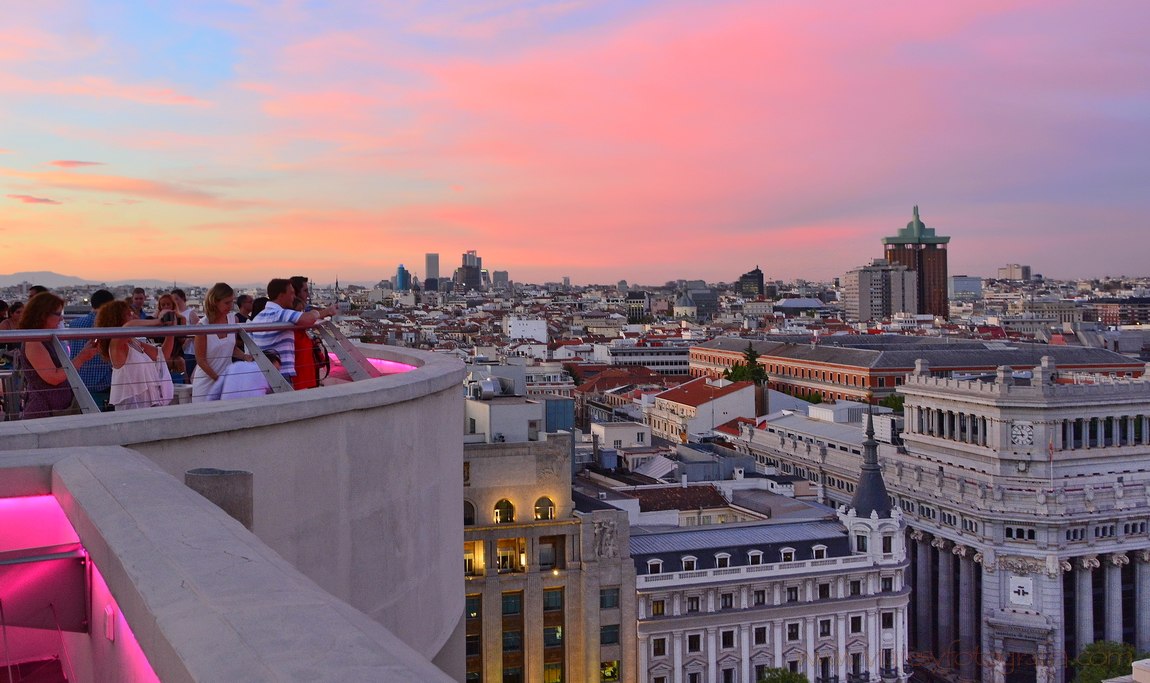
left=326, top=353, right=416, bottom=381
left=90, top=562, right=161, bottom=682
left=0, top=495, right=80, bottom=550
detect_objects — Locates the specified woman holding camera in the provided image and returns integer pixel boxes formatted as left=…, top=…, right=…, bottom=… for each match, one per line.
left=96, top=300, right=175, bottom=410
left=155, top=293, right=188, bottom=383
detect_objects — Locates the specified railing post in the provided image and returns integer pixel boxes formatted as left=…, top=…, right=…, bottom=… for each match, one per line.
left=49, top=335, right=100, bottom=415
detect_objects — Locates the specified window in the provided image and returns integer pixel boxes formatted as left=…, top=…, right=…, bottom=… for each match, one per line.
left=689, top=673, right=702, bottom=683
left=756, top=665, right=769, bottom=681
left=787, top=623, right=801, bottom=641
left=466, top=595, right=481, bottom=620
left=502, top=592, right=522, bottom=615
left=720, top=629, right=735, bottom=648
left=881, top=611, right=894, bottom=630
left=781, top=548, right=795, bottom=562
left=849, top=580, right=862, bottom=596
left=648, top=559, right=663, bottom=574
left=715, top=553, right=731, bottom=568
left=721, top=593, right=734, bottom=609
left=788, top=660, right=800, bottom=673
left=818, top=583, right=831, bottom=600
left=539, top=536, right=563, bottom=570
left=723, top=669, right=735, bottom=683
left=502, top=630, right=522, bottom=652
left=653, top=637, right=667, bottom=657
left=600, top=587, right=620, bottom=610
left=601, top=661, right=620, bottom=682
left=544, top=663, right=563, bottom=683
left=786, top=586, right=799, bottom=602
left=688, top=634, right=702, bottom=652
left=687, top=596, right=700, bottom=613
left=850, top=615, right=863, bottom=634
left=754, top=626, right=767, bottom=645
left=748, top=550, right=764, bottom=565
left=753, top=589, right=766, bottom=606
left=494, top=499, right=515, bottom=524
left=882, top=535, right=893, bottom=554
left=543, top=588, right=563, bottom=612
left=651, top=599, right=665, bottom=616
left=464, top=500, right=476, bottom=526
left=851, top=652, right=863, bottom=674
left=820, top=619, right=832, bottom=637
left=496, top=538, right=526, bottom=573
left=600, top=624, right=620, bottom=645
left=855, top=534, right=868, bottom=552
left=544, top=626, right=563, bottom=647
left=534, top=497, right=555, bottom=521
left=812, top=545, right=827, bottom=559
left=504, top=667, right=522, bottom=683
left=881, top=577, right=894, bottom=592
left=682, top=556, right=697, bottom=571
left=465, top=541, right=481, bottom=576
left=466, top=634, right=481, bottom=657
left=637, top=432, right=646, bottom=443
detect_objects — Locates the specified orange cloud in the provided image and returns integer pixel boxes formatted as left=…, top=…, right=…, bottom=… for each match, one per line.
left=8, top=194, right=60, bottom=205
left=3, top=169, right=259, bottom=209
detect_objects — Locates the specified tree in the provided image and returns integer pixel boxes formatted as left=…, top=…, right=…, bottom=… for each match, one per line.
left=756, top=667, right=809, bottom=683
left=724, top=343, right=767, bottom=385
left=879, top=394, right=905, bottom=413
left=1073, top=641, right=1147, bottom=683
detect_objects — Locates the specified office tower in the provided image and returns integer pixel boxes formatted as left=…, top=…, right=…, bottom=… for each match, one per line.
left=997, top=264, right=1032, bottom=281
left=458, top=251, right=483, bottom=292
left=841, top=259, right=917, bottom=322
left=492, top=271, right=509, bottom=289
left=737, top=266, right=765, bottom=298
left=426, top=253, right=440, bottom=281
left=396, top=264, right=411, bottom=292
left=881, top=206, right=950, bottom=319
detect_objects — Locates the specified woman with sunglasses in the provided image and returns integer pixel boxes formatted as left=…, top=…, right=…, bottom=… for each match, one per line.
left=17, top=292, right=99, bottom=419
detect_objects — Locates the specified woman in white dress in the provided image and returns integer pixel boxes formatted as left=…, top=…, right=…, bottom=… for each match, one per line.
left=192, top=283, right=253, bottom=402
left=96, top=301, right=175, bottom=410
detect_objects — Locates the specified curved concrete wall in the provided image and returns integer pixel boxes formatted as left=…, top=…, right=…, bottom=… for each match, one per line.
left=0, top=345, right=465, bottom=678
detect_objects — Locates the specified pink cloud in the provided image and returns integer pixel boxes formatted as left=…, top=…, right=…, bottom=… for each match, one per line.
left=0, top=74, right=209, bottom=107
left=49, top=160, right=104, bottom=168
left=8, top=194, right=60, bottom=205
left=3, top=169, right=258, bottom=209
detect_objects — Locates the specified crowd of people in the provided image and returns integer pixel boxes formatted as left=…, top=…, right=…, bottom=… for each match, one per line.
left=0, top=277, right=337, bottom=420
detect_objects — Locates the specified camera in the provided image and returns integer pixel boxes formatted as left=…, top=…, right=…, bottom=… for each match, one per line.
left=162, top=311, right=176, bottom=325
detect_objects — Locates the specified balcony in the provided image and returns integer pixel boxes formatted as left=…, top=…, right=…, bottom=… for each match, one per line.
left=637, top=554, right=870, bottom=588
left=847, top=672, right=871, bottom=683
left=0, top=336, right=465, bottom=681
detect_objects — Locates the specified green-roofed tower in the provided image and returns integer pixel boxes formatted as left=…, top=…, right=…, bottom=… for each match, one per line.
left=881, top=206, right=951, bottom=319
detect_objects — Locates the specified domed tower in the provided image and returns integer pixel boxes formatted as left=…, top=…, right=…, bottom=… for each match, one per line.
left=838, top=408, right=909, bottom=682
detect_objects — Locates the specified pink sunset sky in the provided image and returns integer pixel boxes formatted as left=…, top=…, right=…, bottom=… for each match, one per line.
left=2, top=0, right=1147, bottom=285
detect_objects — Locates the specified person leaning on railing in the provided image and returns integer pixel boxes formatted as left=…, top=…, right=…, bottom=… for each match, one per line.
left=96, top=300, right=176, bottom=411
left=18, top=292, right=101, bottom=419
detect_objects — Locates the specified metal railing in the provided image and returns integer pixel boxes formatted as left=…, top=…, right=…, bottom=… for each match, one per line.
left=0, top=321, right=390, bottom=420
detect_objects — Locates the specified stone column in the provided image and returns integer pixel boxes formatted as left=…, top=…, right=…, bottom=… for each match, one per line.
left=1076, top=556, right=1099, bottom=655
left=672, top=629, right=684, bottom=680
left=912, top=530, right=935, bottom=655
left=1136, top=551, right=1150, bottom=653
left=1106, top=553, right=1129, bottom=642
left=934, top=537, right=955, bottom=666
left=1096, top=418, right=1104, bottom=448
left=1126, top=416, right=1135, bottom=447
left=706, top=627, right=717, bottom=683
left=955, top=545, right=977, bottom=683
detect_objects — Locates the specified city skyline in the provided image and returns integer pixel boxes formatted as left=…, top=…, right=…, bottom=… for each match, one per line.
left=3, top=1, right=1148, bottom=284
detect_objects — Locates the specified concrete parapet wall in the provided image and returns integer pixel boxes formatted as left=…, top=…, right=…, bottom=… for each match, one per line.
left=0, top=345, right=466, bottom=678
left=3, top=448, right=452, bottom=682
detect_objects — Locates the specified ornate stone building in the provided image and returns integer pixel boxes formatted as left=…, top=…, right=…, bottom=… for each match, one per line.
left=731, top=357, right=1150, bottom=683
left=464, top=434, right=637, bottom=683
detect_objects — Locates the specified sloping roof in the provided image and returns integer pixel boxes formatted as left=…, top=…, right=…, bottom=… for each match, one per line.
left=629, top=520, right=847, bottom=555
left=632, top=485, right=728, bottom=512
left=655, top=377, right=753, bottom=408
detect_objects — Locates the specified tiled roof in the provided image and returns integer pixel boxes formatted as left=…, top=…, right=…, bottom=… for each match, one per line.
left=632, top=485, right=729, bottom=512
left=655, top=377, right=753, bottom=407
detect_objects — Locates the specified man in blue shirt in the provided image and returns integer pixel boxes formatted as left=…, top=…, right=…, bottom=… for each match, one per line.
left=250, top=278, right=336, bottom=383
left=69, top=289, right=115, bottom=409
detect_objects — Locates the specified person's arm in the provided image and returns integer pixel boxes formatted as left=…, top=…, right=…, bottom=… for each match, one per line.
left=194, top=334, right=218, bottom=380
left=293, top=304, right=338, bottom=328
left=129, top=337, right=160, bottom=362
left=25, top=342, right=97, bottom=386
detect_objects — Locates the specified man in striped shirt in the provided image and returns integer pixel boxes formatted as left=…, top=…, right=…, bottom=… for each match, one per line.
left=250, top=278, right=336, bottom=383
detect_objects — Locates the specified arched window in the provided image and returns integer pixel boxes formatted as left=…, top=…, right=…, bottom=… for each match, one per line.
left=534, top=496, right=555, bottom=521
left=494, top=499, right=515, bottom=524
left=464, top=500, right=476, bottom=526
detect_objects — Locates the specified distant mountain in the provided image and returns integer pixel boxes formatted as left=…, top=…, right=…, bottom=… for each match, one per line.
left=0, top=271, right=187, bottom=289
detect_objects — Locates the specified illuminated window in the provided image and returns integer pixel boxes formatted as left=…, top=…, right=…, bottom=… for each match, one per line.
left=601, top=660, right=620, bottom=682
left=494, top=499, right=515, bottom=524
left=780, top=548, right=795, bottom=562
left=544, top=663, right=563, bottom=683
left=544, top=626, right=563, bottom=647
left=496, top=538, right=526, bottom=573
left=464, top=541, right=482, bottom=576
left=534, top=497, right=555, bottom=521
left=464, top=500, right=475, bottom=526
left=466, top=595, right=481, bottom=620
left=651, top=599, right=665, bottom=616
